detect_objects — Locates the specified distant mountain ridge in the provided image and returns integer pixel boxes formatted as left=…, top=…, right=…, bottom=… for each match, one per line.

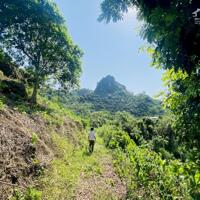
left=74, top=75, right=164, bottom=117
left=44, top=75, right=164, bottom=117
left=94, top=75, right=127, bottom=96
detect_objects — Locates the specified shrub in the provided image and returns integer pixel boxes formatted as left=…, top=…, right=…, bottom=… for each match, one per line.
left=31, top=133, right=39, bottom=145
left=98, top=125, right=198, bottom=199
left=24, top=188, right=42, bottom=200
left=0, top=80, right=27, bottom=100
left=0, top=97, right=5, bottom=110
left=12, top=188, right=42, bottom=200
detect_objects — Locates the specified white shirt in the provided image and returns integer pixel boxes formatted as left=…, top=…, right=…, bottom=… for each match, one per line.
left=89, top=131, right=96, bottom=141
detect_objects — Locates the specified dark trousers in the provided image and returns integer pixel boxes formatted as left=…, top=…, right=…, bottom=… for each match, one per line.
left=89, top=140, right=95, bottom=152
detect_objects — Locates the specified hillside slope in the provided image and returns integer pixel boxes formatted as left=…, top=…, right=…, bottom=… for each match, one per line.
left=0, top=97, right=127, bottom=200
left=0, top=92, right=199, bottom=199
left=0, top=102, right=83, bottom=199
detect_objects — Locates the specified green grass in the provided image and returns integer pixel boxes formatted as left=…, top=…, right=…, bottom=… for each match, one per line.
left=2, top=93, right=121, bottom=200
left=40, top=133, right=108, bottom=200
left=0, top=96, right=6, bottom=110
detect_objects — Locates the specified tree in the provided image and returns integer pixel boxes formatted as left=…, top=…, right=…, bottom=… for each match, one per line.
left=58, top=83, right=163, bottom=117
left=99, top=0, right=200, bottom=74
left=0, top=0, right=63, bottom=34
left=163, top=69, right=200, bottom=150
left=1, top=0, right=82, bottom=103
left=99, top=0, right=200, bottom=155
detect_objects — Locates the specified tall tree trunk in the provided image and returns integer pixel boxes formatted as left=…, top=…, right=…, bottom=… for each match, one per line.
left=30, top=62, right=40, bottom=104
left=30, top=79, right=39, bottom=104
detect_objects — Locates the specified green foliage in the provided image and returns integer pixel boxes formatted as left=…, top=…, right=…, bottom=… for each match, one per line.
left=91, top=111, right=113, bottom=128
left=0, top=49, right=22, bottom=79
left=99, top=0, right=200, bottom=74
left=8, top=92, right=87, bottom=130
left=113, top=112, right=138, bottom=133
left=45, top=75, right=164, bottom=117
left=0, top=0, right=63, bottom=33
left=0, top=0, right=83, bottom=103
left=97, top=125, right=199, bottom=199
left=31, top=133, right=39, bottom=145
left=99, top=5, right=200, bottom=197
left=0, top=100, right=4, bottom=110
left=12, top=188, right=42, bottom=200
left=163, top=69, right=200, bottom=157
left=0, top=96, right=5, bottom=110
left=99, top=0, right=200, bottom=158
left=80, top=76, right=163, bottom=117
left=24, top=188, right=42, bottom=200
left=39, top=96, right=88, bottom=127
left=98, top=125, right=131, bottom=150
left=90, top=111, right=140, bottom=136
left=0, top=80, right=28, bottom=100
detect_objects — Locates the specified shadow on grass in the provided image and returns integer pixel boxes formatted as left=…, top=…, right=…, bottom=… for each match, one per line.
left=192, top=192, right=200, bottom=200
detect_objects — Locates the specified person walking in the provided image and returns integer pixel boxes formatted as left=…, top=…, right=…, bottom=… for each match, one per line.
left=88, top=127, right=96, bottom=153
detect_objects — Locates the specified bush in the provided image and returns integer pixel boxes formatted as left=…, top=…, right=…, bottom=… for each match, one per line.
left=91, top=111, right=113, bottom=128
left=12, top=188, right=42, bottom=200
left=24, top=188, right=42, bottom=200
left=31, top=133, right=39, bottom=145
left=0, top=80, right=27, bottom=99
left=0, top=96, right=5, bottom=110
left=98, top=125, right=199, bottom=199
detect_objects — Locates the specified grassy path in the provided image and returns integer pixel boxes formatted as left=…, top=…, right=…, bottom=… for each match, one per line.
left=41, top=134, right=127, bottom=200
left=75, top=141, right=127, bottom=200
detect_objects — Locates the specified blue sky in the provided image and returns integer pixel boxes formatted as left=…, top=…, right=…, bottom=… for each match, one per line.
left=54, top=0, right=164, bottom=96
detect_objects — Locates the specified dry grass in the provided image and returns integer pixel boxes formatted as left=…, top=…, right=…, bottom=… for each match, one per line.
left=0, top=106, right=83, bottom=200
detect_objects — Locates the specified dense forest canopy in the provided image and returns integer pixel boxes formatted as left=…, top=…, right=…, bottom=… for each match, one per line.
left=44, top=75, right=164, bottom=117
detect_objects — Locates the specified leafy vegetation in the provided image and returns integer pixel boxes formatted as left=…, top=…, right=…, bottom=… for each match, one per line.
left=99, top=0, right=200, bottom=158
left=163, top=69, right=200, bottom=156
left=43, top=75, right=164, bottom=117
left=99, top=0, right=200, bottom=73
left=12, top=187, right=42, bottom=200
left=98, top=2, right=200, bottom=198
left=0, top=0, right=199, bottom=199
left=0, top=0, right=82, bottom=103
left=0, top=95, right=5, bottom=110
left=96, top=113, right=200, bottom=199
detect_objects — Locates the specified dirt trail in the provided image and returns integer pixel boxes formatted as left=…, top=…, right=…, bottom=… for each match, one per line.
left=75, top=144, right=127, bottom=200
